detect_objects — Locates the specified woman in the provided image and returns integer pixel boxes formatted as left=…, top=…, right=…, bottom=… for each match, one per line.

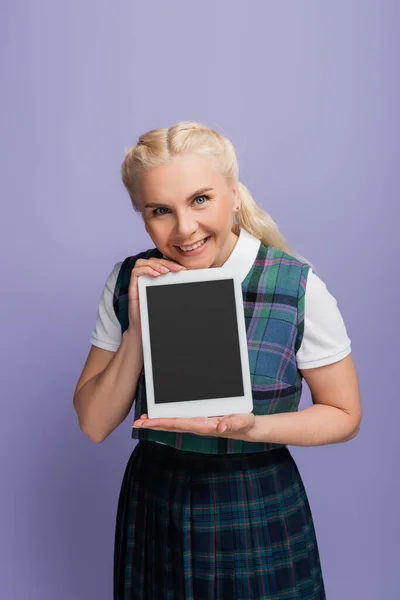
left=73, top=121, right=362, bottom=599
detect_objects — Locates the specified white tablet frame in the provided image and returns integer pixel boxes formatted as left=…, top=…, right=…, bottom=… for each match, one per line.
left=138, top=267, right=253, bottom=418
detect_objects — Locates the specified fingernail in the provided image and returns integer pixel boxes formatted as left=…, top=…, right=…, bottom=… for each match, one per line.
left=220, top=425, right=227, bottom=433
left=161, top=267, right=170, bottom=273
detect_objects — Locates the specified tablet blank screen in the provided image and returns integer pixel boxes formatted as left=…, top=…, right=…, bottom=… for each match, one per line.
left=146, top=279, right=244, bottom=404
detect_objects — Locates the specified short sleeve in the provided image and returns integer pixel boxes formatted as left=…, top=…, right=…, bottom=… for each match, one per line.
left=90, top=262, right=123, bottom=352
left=296, top=269, right=351, bottom=369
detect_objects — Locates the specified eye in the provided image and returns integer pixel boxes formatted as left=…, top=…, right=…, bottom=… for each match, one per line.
left=152, top=195, right=209, bottom=217
left=153, top=207, right=170, bottom=216
left=194, top=195, right=209, bottom=206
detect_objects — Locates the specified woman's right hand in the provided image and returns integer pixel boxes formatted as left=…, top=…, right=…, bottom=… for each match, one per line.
left=128, top=257, right=187, bottom=334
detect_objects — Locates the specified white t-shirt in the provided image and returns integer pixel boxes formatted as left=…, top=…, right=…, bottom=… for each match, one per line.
left=90, top=229, right=351, bottom=370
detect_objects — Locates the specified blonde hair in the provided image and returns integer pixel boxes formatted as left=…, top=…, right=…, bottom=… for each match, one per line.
left=121, top=121, right=314, bottom=268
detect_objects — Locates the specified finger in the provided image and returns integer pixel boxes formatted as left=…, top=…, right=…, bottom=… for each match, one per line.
left=134, top=266, right=165, bottom=277
left=147, top=258, right=187, bottom=272
left=140, top=418, right=193, bottom=430
left=141, top=425, right=218, bottom=435
left=145, top=260, right=171, bottom=274
left=131, top=414, right=148, bottom=427
left=141, top=417, right=219, bottom=433
left=128, top=272, right=157, bottom=313
left=217, top=420, right=229, bottom=433
left=216, top=414, right=234, bottom=428
left=136, top=426, right=190, bottom=433
left=216, top=415, right=242, bottom=433
left=134, top=258, right=166, bottom=268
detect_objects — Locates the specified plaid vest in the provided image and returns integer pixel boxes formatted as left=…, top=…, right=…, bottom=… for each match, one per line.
left=113, top=242, right=310, bottom=454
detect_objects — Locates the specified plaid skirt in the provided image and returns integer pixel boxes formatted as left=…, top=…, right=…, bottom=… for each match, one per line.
left=114, top=441, right=325, bottom=600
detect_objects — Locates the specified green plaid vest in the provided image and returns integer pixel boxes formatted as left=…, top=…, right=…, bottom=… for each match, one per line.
left=113, top=242, right=310, bottom=454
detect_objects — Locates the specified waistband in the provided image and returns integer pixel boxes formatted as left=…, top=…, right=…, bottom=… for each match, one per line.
left=137, top=440, right=291, bottom=474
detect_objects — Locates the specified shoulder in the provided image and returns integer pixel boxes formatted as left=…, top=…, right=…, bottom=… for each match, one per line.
left=96, top=246, right=162, bottom=306
left=261, top=244, right=311, bottom=272
left=296, top=268, right=352, bottom=368
left=302, top=268, right=346, bottom=316
left=89, top=248, right=160, bottom=349
left=258, top=244, right=312, bottom=294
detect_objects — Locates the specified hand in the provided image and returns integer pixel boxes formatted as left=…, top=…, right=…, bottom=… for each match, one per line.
left=132, top=412, right=256, bottom=438
left=128, top=257, right=187, bottom=335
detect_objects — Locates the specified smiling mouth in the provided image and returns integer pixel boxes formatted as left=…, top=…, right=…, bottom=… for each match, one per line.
left=175, top=237, right=210, bottom=252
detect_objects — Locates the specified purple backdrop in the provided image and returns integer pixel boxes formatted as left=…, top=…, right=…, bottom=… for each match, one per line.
left=1, top=1, right=398, bottom=598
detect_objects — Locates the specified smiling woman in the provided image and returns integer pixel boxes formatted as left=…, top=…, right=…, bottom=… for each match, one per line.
left=73, top=121, right=361, bottom=599
left=135, top=153, right=243, bottom=269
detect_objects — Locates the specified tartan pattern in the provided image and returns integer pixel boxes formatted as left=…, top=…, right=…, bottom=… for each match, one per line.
left=113, top=242, right=310, bottom=454
left=114, top=441, right=325, bottom=599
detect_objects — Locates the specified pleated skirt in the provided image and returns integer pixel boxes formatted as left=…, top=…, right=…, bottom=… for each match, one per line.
left=114, top=441, right=325, bottom=600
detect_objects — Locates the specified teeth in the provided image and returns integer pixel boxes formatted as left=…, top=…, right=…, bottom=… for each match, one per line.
left=179, top=238, right=207, bottom=252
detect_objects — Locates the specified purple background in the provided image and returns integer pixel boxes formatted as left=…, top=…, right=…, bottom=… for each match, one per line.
left=1, top=1, right=398, bottom=598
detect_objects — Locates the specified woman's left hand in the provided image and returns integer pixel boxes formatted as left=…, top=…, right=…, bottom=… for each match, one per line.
left=132, top=412, right=256, bottom=437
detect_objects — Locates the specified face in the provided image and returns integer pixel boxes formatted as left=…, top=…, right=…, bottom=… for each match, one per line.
left=136, top=153, right=241, bottom=269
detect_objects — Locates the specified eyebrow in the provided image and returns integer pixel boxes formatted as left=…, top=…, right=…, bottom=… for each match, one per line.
left=144, top=187, right=214, bottom=209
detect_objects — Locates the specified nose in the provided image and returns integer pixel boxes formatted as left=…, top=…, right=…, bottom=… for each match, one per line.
left=174, top=211, right=198, bottom=241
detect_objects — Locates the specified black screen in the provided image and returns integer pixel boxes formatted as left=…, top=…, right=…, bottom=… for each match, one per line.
left=146, top=279, right=244, bottom=404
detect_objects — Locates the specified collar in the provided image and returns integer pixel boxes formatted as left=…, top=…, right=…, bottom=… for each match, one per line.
left=162, top=228, right=260, bottom=282
left=222, top=227, right=261, bottom=281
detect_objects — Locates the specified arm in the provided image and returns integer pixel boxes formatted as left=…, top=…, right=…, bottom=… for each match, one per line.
left=232, top=270, right=361, bottom=445
left=134, top=354, right=362, bottom=446
left=73, top=328, right=144, bottom=443
left=133, top=269, right=362, bottom=445
left=73, top=255, right=186, bottom=443
left=233, top=353, right=362, bottom=446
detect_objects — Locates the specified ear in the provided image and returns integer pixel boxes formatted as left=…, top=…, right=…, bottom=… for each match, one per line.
left=232, top=186, right=241, bottom=210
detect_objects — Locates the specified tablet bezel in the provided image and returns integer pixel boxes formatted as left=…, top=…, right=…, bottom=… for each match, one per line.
left=138, top=267, right=253, bottom=418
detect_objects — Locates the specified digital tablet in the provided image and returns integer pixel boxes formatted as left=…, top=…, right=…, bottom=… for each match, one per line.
left=138, top=267, right=253, bottom=418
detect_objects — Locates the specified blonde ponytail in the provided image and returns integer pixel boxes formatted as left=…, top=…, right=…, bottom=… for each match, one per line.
left=235, top=182, right=315, bottom=269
